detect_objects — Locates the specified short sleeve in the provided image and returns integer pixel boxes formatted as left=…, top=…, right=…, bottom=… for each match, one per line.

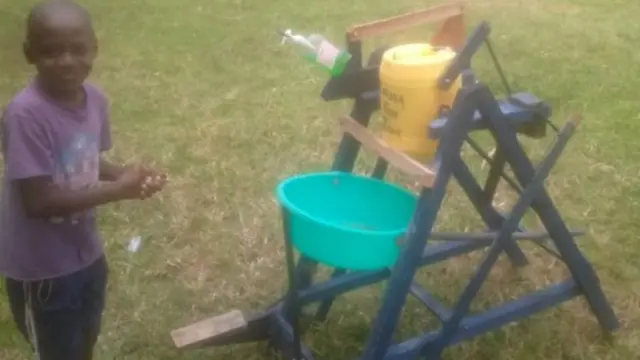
left=3, top=110, right=55, bottom=180
left=91, top=85, right=112, bottom=152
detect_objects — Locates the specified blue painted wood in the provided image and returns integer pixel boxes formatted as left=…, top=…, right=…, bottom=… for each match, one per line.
left=314, top=268, right=347, bottom=322
left=384, top=332, right=438, bottom=360
left=307, top=96, right=379, bottom=324
left=361, top=188, right=447, bottom=360
left=280, top=208, right=303, bottom=359
left=298, top=233, right=555, bottom=306
left=428, top=93, right=551, bottom=139
left=475, top=87, right=620, bottom=332
left=420, top=238, right=493, bottom=265
left=371, top=158, right=389, bottom=180
left=427, top=242, right=505, bottom=359
left=481, top=144, right=511, bottom=197
left=209, top=81, right=616, bottom=359
left=360, top=84, right=481, bottom=360
left=465, top=137, right=522, bottom=193
left=383, top=281, right=580, bottom=359
left=208, top=25, right=619, bottom=360
left=276, top=84, right=376, bottom=356
left=271, top=310, right=316, bottom=360
left=315, top=118, right=390, bottom=323
left=451, top=155, right=528, bottom=266
left=459, top=280, right=580, bottom=337
left=410, top=282, right=452, bottom=321
left=309, top=39, right=408, bottom=328
left=299, top=269, right=390, bottom=304
left=430, top=229, right=584, bottom=242
left=438, top=22, right=492, bottom=91
left=427, top=109, right=584, bottom=358
left=298, top=239, right=503, bottom=306
left=297, top=40, right=381, bottom=323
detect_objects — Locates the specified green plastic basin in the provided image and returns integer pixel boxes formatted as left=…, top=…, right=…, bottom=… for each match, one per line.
left=276, top=171, right=418, bottom=270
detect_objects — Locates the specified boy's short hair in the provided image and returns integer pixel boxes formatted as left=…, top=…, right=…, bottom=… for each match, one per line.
left=26, top=0, right=94, bottom=42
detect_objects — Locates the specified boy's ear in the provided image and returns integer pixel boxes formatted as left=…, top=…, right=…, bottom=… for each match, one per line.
left=23, top=41, right=35, bottom=64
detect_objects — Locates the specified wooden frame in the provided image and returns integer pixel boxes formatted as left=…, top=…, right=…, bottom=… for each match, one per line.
left=347, top=2, right=466, bottom=50
left=171, top=310, right=247, bottom=350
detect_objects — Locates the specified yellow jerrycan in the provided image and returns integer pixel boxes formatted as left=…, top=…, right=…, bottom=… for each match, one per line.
left=379, top=43, right=461, bottom=163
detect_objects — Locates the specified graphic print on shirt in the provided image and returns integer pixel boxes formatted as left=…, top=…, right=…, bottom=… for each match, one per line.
left=51, top=132, right=100, bottom=224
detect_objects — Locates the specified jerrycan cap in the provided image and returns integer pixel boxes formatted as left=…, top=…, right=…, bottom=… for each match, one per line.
left=384, top=43, right=456, bottom=66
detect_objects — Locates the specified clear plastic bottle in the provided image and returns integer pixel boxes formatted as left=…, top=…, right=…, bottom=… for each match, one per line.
left=279, top=29, right=352, bottom=77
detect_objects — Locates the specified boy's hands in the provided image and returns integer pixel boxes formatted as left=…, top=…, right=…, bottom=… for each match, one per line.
left=115, top=165, right=168, bottom=200
left=140, top=167, right=168, bottom=198
left=16, top=163, right=168, bottom=218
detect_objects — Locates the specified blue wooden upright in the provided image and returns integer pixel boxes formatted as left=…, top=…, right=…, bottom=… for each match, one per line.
left=170, top=8, right=619, bottom=360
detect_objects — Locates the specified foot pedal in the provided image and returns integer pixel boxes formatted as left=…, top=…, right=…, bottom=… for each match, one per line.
left=171, top=309, right=247, bottom=349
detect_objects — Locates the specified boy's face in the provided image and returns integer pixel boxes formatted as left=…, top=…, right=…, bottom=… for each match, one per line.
left=25, top=13, right=97, bottom=97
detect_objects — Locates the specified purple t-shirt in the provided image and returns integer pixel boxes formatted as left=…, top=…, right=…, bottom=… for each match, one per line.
left=0, top=80, right=112, bottom=281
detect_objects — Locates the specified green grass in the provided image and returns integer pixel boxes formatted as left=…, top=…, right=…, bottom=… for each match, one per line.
left=2, top=0, right=640, bottom=359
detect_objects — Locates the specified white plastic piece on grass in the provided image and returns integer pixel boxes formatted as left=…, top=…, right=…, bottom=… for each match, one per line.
left=128, top=236, right=142, bottom=253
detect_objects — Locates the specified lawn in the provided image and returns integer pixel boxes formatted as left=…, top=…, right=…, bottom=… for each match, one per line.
left=1, top=0, right=640, bottom=359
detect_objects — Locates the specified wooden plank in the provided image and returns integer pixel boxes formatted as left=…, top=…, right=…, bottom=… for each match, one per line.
left=567, top=113, right=582, bottom=129
left=348, top=2, right=465, bottom=42
left=430, top=13, right=466, bottom=50
left=338, top=115, right=436, bottom=188
left=171, top=309, right=247, bottom=349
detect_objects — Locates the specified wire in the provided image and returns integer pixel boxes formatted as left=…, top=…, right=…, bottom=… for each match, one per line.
left=465, top=136, right=523, bottom=194
left=484, top=39, right=513, bottom=97
left=485, top=38, right=560, bottom=134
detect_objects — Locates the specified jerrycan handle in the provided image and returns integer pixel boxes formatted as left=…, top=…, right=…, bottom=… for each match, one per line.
left=438, top=21, right=491, bottom=91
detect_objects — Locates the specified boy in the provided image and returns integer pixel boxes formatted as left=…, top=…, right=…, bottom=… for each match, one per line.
left=0, top=1, right=167, bottom=359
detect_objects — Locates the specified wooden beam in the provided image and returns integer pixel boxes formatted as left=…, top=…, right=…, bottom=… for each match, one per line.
left=338, top=115, right=436, bottom=188
left=348, top=2, right=465, bottom=42
left=567, top=112, right=582, bottom=129
left=171, top=309, right=248, bottom=350
left=430, top=13, right=466, bottom=50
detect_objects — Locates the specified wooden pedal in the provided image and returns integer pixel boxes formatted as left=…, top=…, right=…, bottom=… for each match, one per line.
left=170, top=309, right=247, bottom=350
left=347, top=2, right=466, bottom=50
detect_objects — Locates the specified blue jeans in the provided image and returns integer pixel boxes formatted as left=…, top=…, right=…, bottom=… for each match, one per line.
left=5, top=256, right=108, bottom=360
